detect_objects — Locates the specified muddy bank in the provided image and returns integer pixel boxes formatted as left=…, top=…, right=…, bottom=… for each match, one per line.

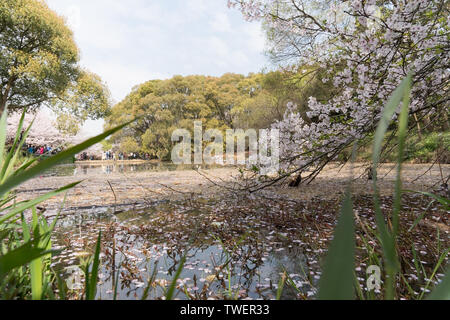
left=15, top=163, right=449, bottom=215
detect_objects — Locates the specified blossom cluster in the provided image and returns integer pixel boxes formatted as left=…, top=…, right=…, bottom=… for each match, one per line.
left=6, top=109, right=71, bottom=147
left=229, top=0, right=449, bottom=173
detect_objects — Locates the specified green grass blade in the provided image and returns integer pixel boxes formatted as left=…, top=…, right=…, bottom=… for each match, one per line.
left=55, top=272, right=67, bottom=300
left=1, top=118, right=34, bottom=184
left=21, top=212, right=30, bottom=242
left=113, top=264, right=121, bottom=301
left=165, top=255, right=186, bottom=300
left=276, top=272, right=287, bottom=300
left=408, top=200, right=434, bottom=232
left=30, top=207, right=43, bottom=300
left=13, top=158, right=38, bottom=177
left=392, top=76, right=411, bottom=236
left=86, top=231, right=102, bottom=300
left=404, top=190, right=450, bottom=210
left=0, top=241, right=54, bottom=280
left=0, top=110, right=26, bottom=180
left=0, top=181, right=81, bottom=224
left=0, top=108, right=8, bottom=163
left=317, top=191, right=355, bottom=300
left=141, top=261, right=158, bottom=300
left=371, top=73, right=412, bottom=299
left=372, top=74, right=413, bottom=170
left=419, top=249, right=449, bottom=299
left=427, top=268, right=450, bottom=300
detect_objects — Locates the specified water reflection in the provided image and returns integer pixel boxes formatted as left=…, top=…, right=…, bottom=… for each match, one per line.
left=53, top=204, right=313, bottom=300
left=44, top=162, right=224, bottom=177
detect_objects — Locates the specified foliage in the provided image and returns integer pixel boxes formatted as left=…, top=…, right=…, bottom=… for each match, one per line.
left=120, top=136, right=140, bottom=154
left=229, top=0, right=449, bottom=178
left=404, top=132, right=450, bottom=163
left=0, top=0, right=111, bottom=126
left=7, top=108, right=71, bottom=147
left=54, top=112, right=80, bottom=137
left=316, top=75, right=449, bottom=300
left=0, top=106, right=130, bottom=299
left=317, top=191, right=355, bottom=299
left=106, top=70, right=332, bottom=159
left=105, top=74, right=242, bottom=159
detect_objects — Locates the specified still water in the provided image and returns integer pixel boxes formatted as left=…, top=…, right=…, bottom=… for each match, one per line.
left=44, top=162, right=226, bottom=177
left=49, top=163, right=317, bottom=300
left=53, top=205, right=314, bottom=300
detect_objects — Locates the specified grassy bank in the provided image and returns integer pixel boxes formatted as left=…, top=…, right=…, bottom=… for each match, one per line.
left=341, top=131, right=450, bottom=164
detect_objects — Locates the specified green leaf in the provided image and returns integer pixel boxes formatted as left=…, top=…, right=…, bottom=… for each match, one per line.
left=276, top=272, right=287, bottom=300
left=371, top=73, right=412, bottom=299
left=0, top=108, right=8, bottom=164
left=420, top=249, right=449, bottom=299
left=1, top=117, right=34, bottom=184
left=0, top=181, right=81, bottom=224
left=427, top=268, right=450, bottom=300
left=0, top=110, right=26, bottom=181
left=165, top=255, right=186, bottom=300
left=0, top=241, right=54, bottom=280
left=30, top=208, right=43, bottom=300
left=317, top=191, right=355, bottom=300
left=86, top=231, right=102, bottom=300
left=392, top=75, right=411, bottom=235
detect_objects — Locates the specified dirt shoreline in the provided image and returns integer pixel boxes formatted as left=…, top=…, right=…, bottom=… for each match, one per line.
left=14, top=163, right=449, bottom=216
left=75, top=159, right=153, bottom=165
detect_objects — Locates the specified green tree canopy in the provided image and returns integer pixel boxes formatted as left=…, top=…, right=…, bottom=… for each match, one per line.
left=105, top=74, right=241, bottom=160
left=0, top=0, right=111, bottom=131
left=105, top=71, right=332, bottom=160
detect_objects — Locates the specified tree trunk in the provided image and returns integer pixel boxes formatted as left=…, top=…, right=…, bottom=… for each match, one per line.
left=413, top=113, right=422, bottom=140
left=441, top=107, right=450, bottom=131
left=0, top=99, right=6, bottom=117
left=0, top=79, right=13, bottom=116
left=423, top=115, right=431, bottom=133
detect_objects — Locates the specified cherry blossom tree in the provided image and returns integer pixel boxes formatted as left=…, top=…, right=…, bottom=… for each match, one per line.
left=229, top=0, right=449, bottom=184
left=6, top=109, right=73, bottom=148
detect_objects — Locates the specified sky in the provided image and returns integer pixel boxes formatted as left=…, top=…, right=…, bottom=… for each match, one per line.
left=45, top=0, right=269, bottom=136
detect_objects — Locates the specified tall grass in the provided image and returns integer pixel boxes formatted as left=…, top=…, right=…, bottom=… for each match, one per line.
left=317, top=74, right=450, bottom=300
left=0, top=107, right=131, bottom=299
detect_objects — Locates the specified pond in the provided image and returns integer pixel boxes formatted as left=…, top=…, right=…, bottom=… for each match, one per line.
left=42, top=163, right=448, bottom=300
left=43, top=162, right=219, bottom=177
left=51, top=199, right=318, bottom=300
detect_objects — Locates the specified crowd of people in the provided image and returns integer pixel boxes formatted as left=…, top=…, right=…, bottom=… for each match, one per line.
left=114, top=152, right=150, bottom=160
left=78, top=152, right=98, bottom=161
left=101, top=151, right=151, bottom=161
left=25, top=144, right=61, bottom=156
left=23, top=144, right=152, bottom=162
left=76, top=150, right=152, bottom=161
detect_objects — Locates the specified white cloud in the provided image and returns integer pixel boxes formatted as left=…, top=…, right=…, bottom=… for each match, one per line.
left=45, top=0, right=269, bottom=135
left=209, top=36, right=231, bottom=57
left=243, top=23, right=266, bottom=53
left=210, top=12, right=232, bottom=33
left=85, top=61, right=170, bottom=103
